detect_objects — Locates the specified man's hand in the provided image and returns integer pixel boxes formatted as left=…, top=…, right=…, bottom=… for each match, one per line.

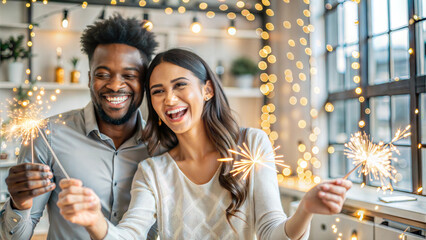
left=301, top=179, right=352, bottom=215
left=6, top=163, right=55, bottom=210
left=57, top=179, right=103, bottom=227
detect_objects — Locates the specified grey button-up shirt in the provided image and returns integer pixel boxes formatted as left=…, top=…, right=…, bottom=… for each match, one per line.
left=0, top=102, right=152, bottom=239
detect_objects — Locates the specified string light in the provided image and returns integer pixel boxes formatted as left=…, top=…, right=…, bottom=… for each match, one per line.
left=190, top=17, right=202, bottom=33
left=61, top=9, right=69, bottom=28
left=142, top=13, right=153, bottom=31
left=227, top=19, right=236, bottom=36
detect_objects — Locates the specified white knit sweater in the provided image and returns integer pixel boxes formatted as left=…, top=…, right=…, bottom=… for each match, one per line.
left=104, top=128, right=309, bottom=240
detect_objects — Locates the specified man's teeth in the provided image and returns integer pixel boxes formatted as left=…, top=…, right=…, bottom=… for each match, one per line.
left=167, top=108, right=187, bottom=114
left=106, top=96, right=129, bottom=104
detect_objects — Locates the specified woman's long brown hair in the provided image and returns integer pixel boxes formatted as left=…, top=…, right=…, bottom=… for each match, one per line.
left=143, top=48, right=248, bottom=225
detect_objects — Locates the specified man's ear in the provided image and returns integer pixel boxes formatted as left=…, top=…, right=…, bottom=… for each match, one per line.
left=203, top=80, right=214, bottom=100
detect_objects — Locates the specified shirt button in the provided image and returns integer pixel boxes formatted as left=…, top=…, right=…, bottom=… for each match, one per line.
left=114, top=182, right=118, bottom=186
left=9, top=230, right=13, bottom=235
left=113, top=212, right=117, bottom=217
left=12, top=218, right=17, bottom=223
left=115, top=151, right=118, bottom=156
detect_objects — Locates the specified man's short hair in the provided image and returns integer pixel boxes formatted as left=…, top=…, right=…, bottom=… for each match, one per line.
left=81, top=13, right=158, bottom=64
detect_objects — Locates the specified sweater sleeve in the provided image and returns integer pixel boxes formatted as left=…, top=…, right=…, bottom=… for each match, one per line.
left=247, top=129, right=310, bottom=240
left=104, top=160, right=157, bottom=240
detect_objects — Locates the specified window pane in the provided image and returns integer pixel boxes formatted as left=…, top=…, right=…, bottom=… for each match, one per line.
left=417, top=21, right=426, bottom=76
left=393, top=147, right=412, bottom=192
left=418, top=0, right=426, bottom=18
left=343, top=1, right=359, bottom=44
left=345, top=99, right=360, bottom=135
left=345, top=45, right=360, bottom=89
left=371, top=96, right=391, bottom=142
left=421, top=94, right=426, bottom=143
left=370, top=0, right=389, bottom=35
left=422, top=149, right=426, bottom=195
left=326, top=9, right=339, bottom=47
left=329, top=144, right=346, bottom=178
left=389, top=0, right=408, bottom=29
left=330, top=101, right=346, bottom=143
left=391, top=28, right=410, bottom=79
left=391, top=95, right=410, bottom=145
left=328, top=47, right=345, bottom=93
left=369, top=35, right=390, bottom=85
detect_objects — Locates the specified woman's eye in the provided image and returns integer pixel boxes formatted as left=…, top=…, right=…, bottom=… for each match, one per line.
left=151, top=90, right=163, bottom=95
left=175, top=82, right=187, bottom=88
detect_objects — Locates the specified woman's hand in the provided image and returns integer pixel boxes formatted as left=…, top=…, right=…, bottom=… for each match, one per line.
left=301, top=179, right=352, bottom=215
left=57, top=178, right=103, bottom=227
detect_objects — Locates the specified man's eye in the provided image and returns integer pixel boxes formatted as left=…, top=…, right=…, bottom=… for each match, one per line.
left=124, top=75, right=137, bottom=79
left=95, top=73, right=109, bottom=79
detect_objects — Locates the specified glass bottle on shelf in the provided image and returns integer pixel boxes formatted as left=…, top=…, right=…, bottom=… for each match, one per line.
left=55, top=47, right=65, bottom=84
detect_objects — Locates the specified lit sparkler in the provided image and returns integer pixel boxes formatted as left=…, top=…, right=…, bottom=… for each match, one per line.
left=4, top=87, right=70, bottom=179
left=343, top=125, right=411, bottom=191
left=218, top=143, right=288, bottom=180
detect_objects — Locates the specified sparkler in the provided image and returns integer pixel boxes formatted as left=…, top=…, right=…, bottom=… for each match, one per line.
left=218, top=143, right=288, bottom=180
left=343, top=125, right=411, bottom=191
left=4, top=88, right=70, bottom=179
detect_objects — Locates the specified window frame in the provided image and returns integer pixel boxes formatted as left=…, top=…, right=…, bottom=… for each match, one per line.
left=324, top=0, right=425, bottom=194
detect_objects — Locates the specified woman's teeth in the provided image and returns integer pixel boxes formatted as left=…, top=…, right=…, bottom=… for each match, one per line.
left=167, top=108, right=187, bottom=119
left=106, top=96, right=129, bottom=104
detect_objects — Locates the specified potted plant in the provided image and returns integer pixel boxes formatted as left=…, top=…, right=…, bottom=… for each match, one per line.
left=70, top=57, right=80, bottom=84
left=230, top=57, right=259, bottom=88
left=3, top=35, right=31, bottom=83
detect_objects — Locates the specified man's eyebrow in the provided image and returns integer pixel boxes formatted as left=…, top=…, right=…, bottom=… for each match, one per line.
left=124, top=67, right=140, bottom=72
left=94, top=66, right=110, bottom=71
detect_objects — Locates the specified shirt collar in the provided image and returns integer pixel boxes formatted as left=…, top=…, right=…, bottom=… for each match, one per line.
left=83, top=102, right=146, bottom=143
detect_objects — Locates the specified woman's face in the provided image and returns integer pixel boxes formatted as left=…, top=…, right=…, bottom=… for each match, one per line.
left=149, top=62, right=213, bottom=135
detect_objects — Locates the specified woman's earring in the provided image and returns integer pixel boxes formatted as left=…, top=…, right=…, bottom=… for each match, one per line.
left=205, top=96, right=210, bottom=101
left=158, top=118, right=162, bottom=126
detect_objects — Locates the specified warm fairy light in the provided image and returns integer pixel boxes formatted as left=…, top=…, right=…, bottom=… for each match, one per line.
left=282, top=168, right=291, bottom=176
left=296, top=18, right=304, bottom=26
left=261, top=31, right=270, bottom=40
left=241, top=9, right=250, bottom=17
left=359, top=96, right=365, bottom=103
left=353, top=75, right=360, bottom=83
left=262, top=0, right=271, bottom=6
left=190, top=19, right=202, bottom=33
left=418, top=143, right=422, bottom=149
left=355, top=87, right=362, bottom=95
left=199, top=2, right=208, bottom=9
left=298, top=120, right=306, bottom=129
left=356, top=210, right=364, bottom=221
left=227, top=12, right=236, bottom=20
left=365, top=108, right=371, bottom=114
left=206, top=11, right=215, bottom=18
left=352, top=62, right=360, bottom=69
left=283, top=21, right=291, bottom=29
left=374, top=205, right=379, bottom=210
left=266, top=23, right=274, bottom=31
left=298, top=143, right=306, bottom=152
left=303, top=9, right=310, bottom=17
left=300, top=97, right=308, bottom=106
left=328, top=146, right=335, bottom=154
left=288, top=39, right=295, bottom=47
left=326, top=44, right=333, bottom=52
left=417, top=187, right=423, bottom=193
left=218, top=143, right=288, bottom=180
left=164, top=7, right=173, bottom=14
left=219, top=4, right=228, bottom=11
left=408, top=48, right=414, bottom=54
left=292, top=83, right=300, bottom=92
left=236, top=0, right=244, bottom=8
left=255, top=3, right=263, bottom=11
left=82, top=1, right=87, bottom=8
left=258, top=61, right=268, bottom=70
left=325, top=102, right=334, bottom=112
left=289, top=96, right=297, bottom=105
left=352, top=51, right=360, bottom=58
left=343, top=126, right=411, bottom=191
left=415, top=108, right=419, bottom=114
left=358, top=120, right=365, bottom=128
left=265, top=9, right=274, bottom=16
left=310, top=109, right=318, bottom=118
left=287, top=52, right=294, bottom=60
left=138, top=0, right=146, bottom=6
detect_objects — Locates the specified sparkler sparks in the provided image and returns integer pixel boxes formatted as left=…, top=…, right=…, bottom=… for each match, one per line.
left=218, top=143, right=288, bottom=180
left=343, top=125, right=411, bottom=191
left=3, top=87, right=70, bottom=179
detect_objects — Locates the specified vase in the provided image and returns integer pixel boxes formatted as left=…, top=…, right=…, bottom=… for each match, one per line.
left=7, top=61, right=23, bottom=83
left=71, top=70, right=80, bottom=83
left=235, top=74, right=254, bottom=88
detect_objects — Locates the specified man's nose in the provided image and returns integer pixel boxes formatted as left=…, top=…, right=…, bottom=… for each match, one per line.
left=106, top=74, right=125, bottom=92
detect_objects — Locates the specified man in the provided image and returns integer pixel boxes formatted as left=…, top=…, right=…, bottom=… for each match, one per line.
left=0, top=14, right=158, bottom=239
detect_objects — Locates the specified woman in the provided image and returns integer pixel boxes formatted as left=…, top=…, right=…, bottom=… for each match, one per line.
left=57, top=49, right=351, bottom=240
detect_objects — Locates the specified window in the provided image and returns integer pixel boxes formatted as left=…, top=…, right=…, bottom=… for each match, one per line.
left=324, top=0, right=425, bottom=194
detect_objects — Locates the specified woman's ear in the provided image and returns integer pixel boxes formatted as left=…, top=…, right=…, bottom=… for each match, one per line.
left=203, top=80, right=215, bottom=101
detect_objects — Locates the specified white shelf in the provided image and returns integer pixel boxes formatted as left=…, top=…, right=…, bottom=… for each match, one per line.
left=223, top=87, right=263, bottom=98
left=0, top=82, right=88, bottom=90
left=0, top=23, right=29, bottom=29
left=0, top=160, right=16, bottom=168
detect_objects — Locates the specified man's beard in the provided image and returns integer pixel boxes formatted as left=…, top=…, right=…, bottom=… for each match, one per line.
left=91, top=90, right=139, bottom=125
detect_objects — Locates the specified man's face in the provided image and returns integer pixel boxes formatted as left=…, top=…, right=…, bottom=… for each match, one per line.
left=89, top=44, right=144, bottom=125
